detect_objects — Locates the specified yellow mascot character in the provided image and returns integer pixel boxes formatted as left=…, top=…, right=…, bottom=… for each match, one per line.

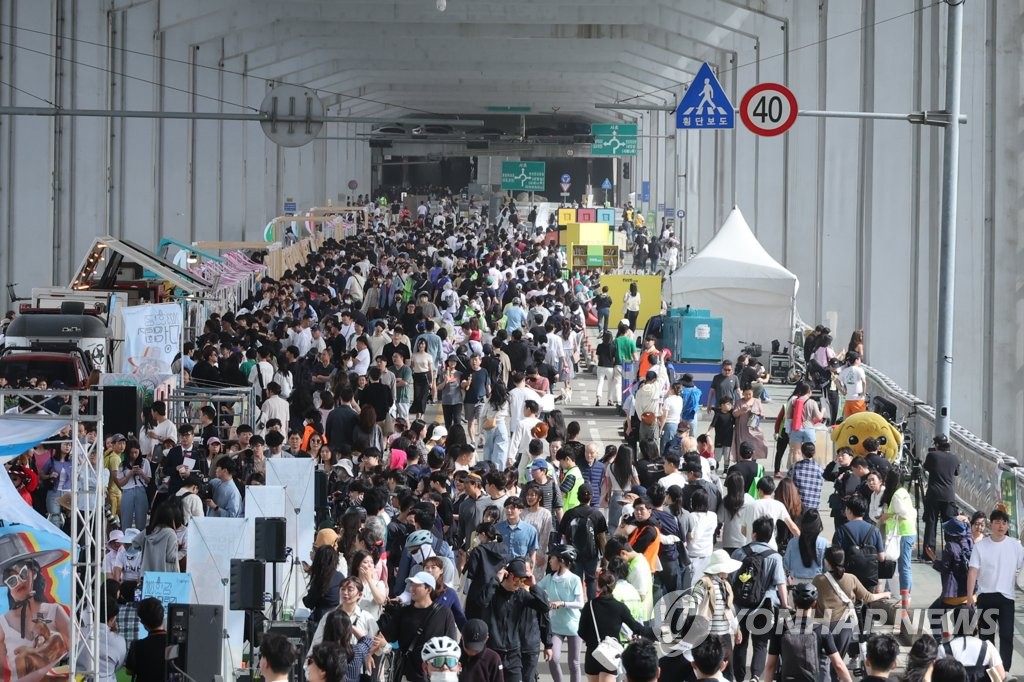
left=830, top=412, right=902, bottom=461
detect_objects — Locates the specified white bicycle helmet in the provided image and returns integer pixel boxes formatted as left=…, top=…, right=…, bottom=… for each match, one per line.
left=421, top=636, right=461, bottom=661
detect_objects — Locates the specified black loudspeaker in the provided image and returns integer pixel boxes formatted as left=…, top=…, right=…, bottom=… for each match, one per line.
left=101, top=385, right=142, bottom=438
left=872, top=395, right=899, bottom=423
left=254, top=517, right=287, bottom=562
left=230, top=558, right=265, bottom=611
left=167, top=603, right=223, bottom=681
left=314, top=470, right=327, bottom=509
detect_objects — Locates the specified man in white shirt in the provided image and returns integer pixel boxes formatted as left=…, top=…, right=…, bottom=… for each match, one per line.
left=967, top=508, right=1024, bottom=671
left=352, top=336, right=371, bottom=376
left=659, top=452, right=689, bottom=491
left=508, top=399, right=542, bottom=470
left=838, top=352, right=867, bottom=416
left=256, top=382, right=290, bottom=436
left=248, top=346, right=275, bottom=391
left=142, top=400, right=177, bottom=457
left=739, top=477, right=802, bottom=551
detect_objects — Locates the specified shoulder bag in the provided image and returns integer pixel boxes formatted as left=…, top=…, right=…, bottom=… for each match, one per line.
left=589, top=600, right=625, bottom=673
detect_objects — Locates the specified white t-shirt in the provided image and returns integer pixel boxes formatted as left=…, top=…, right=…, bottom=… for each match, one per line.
left=687, top=511, right=719, bottom=559
left=969, top=535, right=1024, bottom=600
left=936, top=636, right=1001, bottom=669
left=839, top=365, right=867, bottom=400
left=718, top=493, right=756, bottom=549
left=663, top=394, right=683, bottom=422
left=740, top=498, right=793, bottom=551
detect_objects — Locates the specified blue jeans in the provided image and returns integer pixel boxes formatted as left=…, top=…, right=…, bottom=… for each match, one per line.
left=660, top=421, right=679, bottom=454
left=899, top=535, right=916, bottom=594
left=120, top=487, right=149, bottom=531
left=597, top=307, right=610, bottom=334
left=483, top=423, right=509, bottom=470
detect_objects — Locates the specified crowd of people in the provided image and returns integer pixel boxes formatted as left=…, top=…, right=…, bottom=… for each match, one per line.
left=1, top=195, right=1022, bottom=682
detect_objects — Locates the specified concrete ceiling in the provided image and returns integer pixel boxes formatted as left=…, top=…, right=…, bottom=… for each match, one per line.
left=124, top=0, right=787, bottom=122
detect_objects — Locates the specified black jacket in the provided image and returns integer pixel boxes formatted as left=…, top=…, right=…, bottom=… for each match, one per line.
left=484, top=583, right=550, bottom=651
left=464, top=541, right=510, bottom=620
left=578, top=595, right=654, bottom=650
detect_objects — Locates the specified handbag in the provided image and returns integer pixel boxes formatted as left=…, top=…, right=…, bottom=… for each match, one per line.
left=878, top=558, right=897, bottom=580
left=640, top=411, right=656, bottom=426
left=588, top=600, right=625, bottom=673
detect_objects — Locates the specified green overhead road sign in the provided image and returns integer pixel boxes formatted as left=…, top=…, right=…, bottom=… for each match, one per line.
left=591, top=123, right=638, bottom=156
left=501, top=161, right=546, bottom=192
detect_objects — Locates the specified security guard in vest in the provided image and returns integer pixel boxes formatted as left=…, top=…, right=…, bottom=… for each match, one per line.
left=556, top=445, right=585, bottom=513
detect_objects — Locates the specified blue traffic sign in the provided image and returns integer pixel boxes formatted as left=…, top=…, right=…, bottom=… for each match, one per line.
left=600, top=178, right=613, bottom=190
left=641, top=181, right=650, bottom=202
left=560, top=173, right=571, bottom=184
left=676, top=62, right=734, bottom=130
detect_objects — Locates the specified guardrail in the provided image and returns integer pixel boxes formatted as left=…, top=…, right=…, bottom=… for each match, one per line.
left=864, top=365, right=1024, bottom=536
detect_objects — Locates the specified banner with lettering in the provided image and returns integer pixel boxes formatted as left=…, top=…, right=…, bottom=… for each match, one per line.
left=120, top=303, right=183, bottom=375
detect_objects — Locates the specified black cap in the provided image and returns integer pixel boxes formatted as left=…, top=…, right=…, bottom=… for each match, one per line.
left=506, top=558, right=530, bottom=578
left=462, top=619, right=489, bottom=653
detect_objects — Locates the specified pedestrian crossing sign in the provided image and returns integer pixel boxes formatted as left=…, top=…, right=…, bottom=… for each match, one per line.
left=676, top=62, right=734, bottom=129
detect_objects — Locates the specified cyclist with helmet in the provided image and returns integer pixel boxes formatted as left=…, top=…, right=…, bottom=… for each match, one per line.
left=537, top=545, right=585, bottom=682
left=420, top=636, right=462, bottom=682
left=761, top=583, right=853, bottom=682
left=374, top=571, right=458, bottom=682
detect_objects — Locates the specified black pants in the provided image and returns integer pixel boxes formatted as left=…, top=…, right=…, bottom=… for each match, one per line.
left=521, top=648, right=539, bottom=682
left=442, top=403, right=463, bottom=430
left=977, top=592, right=1015, bottom=671
left=922, top=497, right=958, bottom=556
left=572, top=557, right=599, bottom=600
left=494, top=648, right=522, bottom=682
left=734, top=608, right=774, bottom=681
left=655, top=561, right=682, bottom=604
left=774, top=430, right=790, bottom=473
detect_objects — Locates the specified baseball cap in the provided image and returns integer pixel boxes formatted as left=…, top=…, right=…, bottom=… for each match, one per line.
left=629, top=485, right=647, bottom=497
left=207, top=437, right=222, bottom=446
left=406, top=571, right=437, bottom=589
left=505, top=558, right=530, bottom=578
left=430, top=425, right=448, bottom=440
left=462, top=619, right=489, bottom=653
left=110, top=433, right=127, bottom=443
left=314, top=528, right=339, bottom=549
left=530, top=458, right=549, bottom=471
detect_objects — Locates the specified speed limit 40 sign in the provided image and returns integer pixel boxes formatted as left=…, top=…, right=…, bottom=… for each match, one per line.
left=739, top=83, right=798, bottom=136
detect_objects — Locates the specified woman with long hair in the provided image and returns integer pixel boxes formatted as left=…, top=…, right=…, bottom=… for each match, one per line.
left=864, top=470, right=886, bottom=523
left=812, top=546, right=890, bottom=682
left=347, top=550, right=388, bottom=621
left=545, top=409, right=567, bottom=444
left=115, top=438, right=151, bottom=531
left=622, top=282, right=641, bottom=331
left=783, top=509, right=828, bottom=583
left=318, top=606, right=375, bottom=682
left=351, top=405, right=381, bottom=453
left=847, top=329, right=865, bottom=361
left=773, top=477, right=804, bottom=552
left=903, top=636, right=939, bottom=682
left=537, top=545, right=584, bottom=682
left=315, top=443, right=335, bottom=471
left=303, top=545, right=344, bottom=626
left=578, top=571, right=654, bottom=682
left=784, top=381, right=823, bottom=468
left=594, top=330, right=617, bottom=407
left=600, top=445, right=638, bottom=530
left=480, top=380, right=510, bottom=470
left=557, top=319, right=579, bottom=403
left=133, top=500, right=180, bottom=573
left=410, top=339, right=435, bottom=419
left=41, top=440, right=73, bottom=526
left=717, top=472, right=754, bottom=555
left=422, top=555, right=467, bottom=629
left=879, top=468, right=916, bottom=607
left=0, top=548, right=72, bottom=680
left=521, top=483, right=553, bottom=572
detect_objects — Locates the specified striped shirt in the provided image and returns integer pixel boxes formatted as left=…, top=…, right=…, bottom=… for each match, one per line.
left=691, top=576, right=735, bottom=635
left=789, top=458, right=825, bottom=511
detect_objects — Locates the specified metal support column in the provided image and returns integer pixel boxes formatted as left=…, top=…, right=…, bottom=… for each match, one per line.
left=934, top=0, right=964, bottom=438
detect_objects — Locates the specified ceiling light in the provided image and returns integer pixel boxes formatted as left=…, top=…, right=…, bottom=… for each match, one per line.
left=436, top=0, right=446, bottom=10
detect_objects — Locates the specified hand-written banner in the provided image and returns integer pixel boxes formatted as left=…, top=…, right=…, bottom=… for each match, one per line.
left=121, top=303, right=183, bottom=374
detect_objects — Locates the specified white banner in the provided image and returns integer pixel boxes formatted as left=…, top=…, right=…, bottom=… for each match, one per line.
left=120, top=303, right=183, bottom=375
left=187, top=517, right=254, bottom=680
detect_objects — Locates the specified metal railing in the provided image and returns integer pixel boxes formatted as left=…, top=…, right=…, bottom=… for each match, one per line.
left=164, top=384, right=258, bottom=441
left=864, top=365, right=1023, bottom=535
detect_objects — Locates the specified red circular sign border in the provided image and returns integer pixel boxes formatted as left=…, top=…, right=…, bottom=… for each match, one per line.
left=740, top=83, right=798, bottom=137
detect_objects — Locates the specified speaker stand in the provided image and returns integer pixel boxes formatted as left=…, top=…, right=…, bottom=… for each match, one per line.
left=219, top=577, right=234, bottom=682
left=280, top=506, right=304, bottom=616
left=271, top=561, right=280, bottom=621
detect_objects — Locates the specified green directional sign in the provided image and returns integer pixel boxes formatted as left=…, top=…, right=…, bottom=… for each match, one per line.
left=500, top=161, right=546, bottom=192
left=591, top=123, right=638, bottom=156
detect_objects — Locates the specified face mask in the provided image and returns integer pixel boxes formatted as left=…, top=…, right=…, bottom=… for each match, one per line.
left=429, top=672, right=459, bottom=682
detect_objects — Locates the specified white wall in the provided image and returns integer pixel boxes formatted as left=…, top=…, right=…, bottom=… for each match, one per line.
left=0, top=0, right=1020, bottom=455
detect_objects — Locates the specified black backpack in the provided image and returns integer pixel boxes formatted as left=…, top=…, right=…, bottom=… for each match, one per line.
left=943, top=640, right=991, bottom=682
left=570, top=511, right=599, bottom=561
left=731, top=546, right=774, bottom=609
left=840, top=524, right=879, bottom=588
left=778, top=618, right=820, bottom=682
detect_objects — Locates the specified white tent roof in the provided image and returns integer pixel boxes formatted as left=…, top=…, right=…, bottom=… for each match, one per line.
left=665, top=207, right=799, bottom=356
left=669, top=207, right=798, bottom=298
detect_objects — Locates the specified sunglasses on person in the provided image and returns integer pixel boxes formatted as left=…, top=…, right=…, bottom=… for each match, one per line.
left=428, top=657, right=459, bottom=670
left=4, top=566, right=30, bottom=589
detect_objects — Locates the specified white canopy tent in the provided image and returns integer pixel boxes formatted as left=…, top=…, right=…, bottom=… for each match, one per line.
left=665, top=207, right=799, bottom=360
